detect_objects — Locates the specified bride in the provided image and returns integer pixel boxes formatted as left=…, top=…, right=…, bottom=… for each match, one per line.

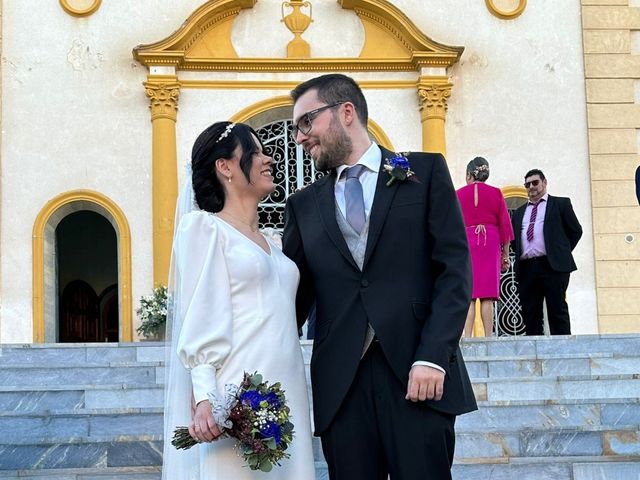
left=162, top=121, right=315, bottom=479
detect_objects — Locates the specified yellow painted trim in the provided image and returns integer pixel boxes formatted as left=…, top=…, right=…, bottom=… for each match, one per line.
left=179, top=79, right=418, bottom=90
left=133, top=0, right=463, bottom=73
left=230, top=96, right=394, bottom=150
left=32, top=190, right=133, bottom=343
left=59, top=0, right=101, bottom=17
left=502, top=185, right=527, bottom=198
left=485, top=0, right=527, bottom=20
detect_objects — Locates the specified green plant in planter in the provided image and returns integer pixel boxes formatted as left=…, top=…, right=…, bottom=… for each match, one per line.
left=136, top=285, right=168, bottom=340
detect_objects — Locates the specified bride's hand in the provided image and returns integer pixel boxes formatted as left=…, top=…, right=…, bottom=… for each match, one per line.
left=189, top=400, right=223, bottom=443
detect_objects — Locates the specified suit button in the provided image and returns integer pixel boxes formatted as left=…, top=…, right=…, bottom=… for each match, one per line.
left=361, top=279, right=369, bottom=288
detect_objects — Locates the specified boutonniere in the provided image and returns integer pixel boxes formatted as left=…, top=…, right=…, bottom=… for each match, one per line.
left=383, top=153, right=419, bottom=187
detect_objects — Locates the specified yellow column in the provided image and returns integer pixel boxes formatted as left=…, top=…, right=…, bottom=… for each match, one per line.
left=144, top=79, right=180, bottom=287
left=417, top=77, right=452, bottom=156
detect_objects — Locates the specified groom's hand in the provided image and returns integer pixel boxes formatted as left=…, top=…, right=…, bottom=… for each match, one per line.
left=405, top=365, right=445, bottom=402
left=190, top=399, right=223, bottom=443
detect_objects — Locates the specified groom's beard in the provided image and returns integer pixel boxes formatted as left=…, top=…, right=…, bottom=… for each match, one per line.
left=313, top=117, right=353, bottom=172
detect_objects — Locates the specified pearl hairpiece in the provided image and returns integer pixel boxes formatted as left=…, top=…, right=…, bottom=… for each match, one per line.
left=215, top=123, right=236, bottom=144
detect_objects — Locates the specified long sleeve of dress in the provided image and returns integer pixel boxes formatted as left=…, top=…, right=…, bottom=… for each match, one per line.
left=497, top=192, right=515, bottom=245
left=175, top=212, right=233, bottom=404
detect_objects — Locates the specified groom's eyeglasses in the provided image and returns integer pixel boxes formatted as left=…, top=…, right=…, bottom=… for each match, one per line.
left=291, top=102, right=345, bottom=138
left=524, top=179, right=541, bottom=188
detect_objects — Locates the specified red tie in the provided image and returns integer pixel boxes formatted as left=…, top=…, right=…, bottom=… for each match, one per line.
left=526, top=202, right=539, bottom=242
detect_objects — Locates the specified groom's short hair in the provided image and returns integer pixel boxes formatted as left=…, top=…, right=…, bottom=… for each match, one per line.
left=291, top=74, right=369, bottom=127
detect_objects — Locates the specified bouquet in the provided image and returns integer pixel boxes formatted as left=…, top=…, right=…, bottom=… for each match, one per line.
left=171, top=372, right=294, bottom=472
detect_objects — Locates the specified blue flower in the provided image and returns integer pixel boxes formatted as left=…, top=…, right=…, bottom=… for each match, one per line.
left=384, top=153, right=418, bottom=187
left=388, top=156, right=410, bottom=170
left=260, top=422, right=282, bottom=445
left=265, top=391, right=281, bottom=409
left=239, top=390, right=262, bottom=410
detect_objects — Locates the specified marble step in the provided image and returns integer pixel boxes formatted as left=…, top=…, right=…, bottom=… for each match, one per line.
left=452, top=459, right=640, bottom=480
left=464, top=354, right=640, bottom=378
left=0, top=409, right=164, bottom=444
left=0, top=384, right=165, bottom=410
left=2, top=396, right=638, bottom=436
left=0, top=344, right=165, bottom=367
left=0, top=439, right=163, bottom=471
left=473, top=373, right=640, bottom=403
left=459, top=334, right=640, bottom=358
left=0, top=466, right=162, bottom=479
left=0, top=460, right=636, bottom=480
left=0, top=364, right=164, bottom=387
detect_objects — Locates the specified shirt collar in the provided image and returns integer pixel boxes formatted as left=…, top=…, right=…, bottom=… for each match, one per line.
left=335, top=142, right=381, bottom=180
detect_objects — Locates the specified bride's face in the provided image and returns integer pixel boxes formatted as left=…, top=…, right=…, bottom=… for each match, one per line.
left=228, top=134, right=275, bottom=199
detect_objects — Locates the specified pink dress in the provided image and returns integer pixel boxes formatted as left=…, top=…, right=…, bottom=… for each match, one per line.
left=456, top=182, right=514, bottom=300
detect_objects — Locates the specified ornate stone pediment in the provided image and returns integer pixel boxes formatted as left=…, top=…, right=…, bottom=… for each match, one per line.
left=133, top=0, right=463, bottom=72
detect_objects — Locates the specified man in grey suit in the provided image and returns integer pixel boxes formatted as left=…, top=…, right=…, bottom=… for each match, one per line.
left=511, top=169, right=583, bottom=335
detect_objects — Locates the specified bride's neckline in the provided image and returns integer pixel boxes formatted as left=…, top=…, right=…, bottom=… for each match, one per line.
left=213, top=214, right=272, bottom=257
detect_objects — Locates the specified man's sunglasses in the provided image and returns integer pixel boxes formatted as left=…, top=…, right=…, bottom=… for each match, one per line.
left=291, top=102, right=345, bottom=137
left=524, top=179, right=541, bottom=188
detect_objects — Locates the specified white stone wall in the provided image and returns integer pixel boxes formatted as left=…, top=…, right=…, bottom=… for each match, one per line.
left=0, top=0, right=596, bottom=342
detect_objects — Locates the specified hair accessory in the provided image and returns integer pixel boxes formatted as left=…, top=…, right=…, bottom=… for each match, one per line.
left=473, top=164, right=489, bottom=177
left=215, top=123, right=236, bottom=144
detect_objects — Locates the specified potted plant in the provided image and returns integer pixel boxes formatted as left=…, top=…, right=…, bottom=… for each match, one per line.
left=136, top=285, right=167, bottom=340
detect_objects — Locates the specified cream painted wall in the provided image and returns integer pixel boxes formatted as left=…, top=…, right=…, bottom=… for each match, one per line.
left=0, top=0, right=597, bottom=342
left=0, top=1, right=203, bottom=342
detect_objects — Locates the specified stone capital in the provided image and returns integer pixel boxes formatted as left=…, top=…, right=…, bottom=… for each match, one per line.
left=144, top=81, right=180, bottom=121
left=417, top=82, right=452, bottom=122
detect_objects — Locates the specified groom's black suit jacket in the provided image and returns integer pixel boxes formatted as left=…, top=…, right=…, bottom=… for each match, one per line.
left=283, top=148, right=477, bottom=435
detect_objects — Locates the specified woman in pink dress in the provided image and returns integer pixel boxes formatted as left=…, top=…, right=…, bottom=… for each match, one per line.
left=456, top=157, right=514, bottom=337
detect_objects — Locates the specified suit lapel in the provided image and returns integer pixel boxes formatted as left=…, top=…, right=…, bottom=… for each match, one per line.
left=363, top=148, right=400, bottom=269
left=313, top=172, right=359, bottom=270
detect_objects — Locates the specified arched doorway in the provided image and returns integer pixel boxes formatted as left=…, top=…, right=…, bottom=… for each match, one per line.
left=32, top=190, right=133, bottom=343
left=494, top=187, right=528, bottom=336
left=56, top=211, right=118, bottom=343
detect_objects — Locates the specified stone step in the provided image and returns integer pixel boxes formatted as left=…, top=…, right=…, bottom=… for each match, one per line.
left=0, top=384, right=165, bottom=410
left=0, top=466, right=162, bottom=480
left=0, top=365, right=163, bottom=387
left=472, top=373, right=640, bottom=403
left=1, top=459, right=636, bottom=480
left=459, top=334, right=640, bottom=358
left=0, top=343, right=165, bottom=367
left=452, top=458, right=640, bottom=480
left=0, top=410, right=164, bottom=444
left=465, top=355, right=640, bottom=378
left=0, top=439, right=163, bottom=470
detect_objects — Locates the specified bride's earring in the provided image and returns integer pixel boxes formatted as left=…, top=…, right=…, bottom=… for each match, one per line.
left=228, top=175, right=232, bottom=183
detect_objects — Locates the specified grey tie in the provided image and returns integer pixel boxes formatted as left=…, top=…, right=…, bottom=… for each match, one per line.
left=344, top=164, right=366, bottom=234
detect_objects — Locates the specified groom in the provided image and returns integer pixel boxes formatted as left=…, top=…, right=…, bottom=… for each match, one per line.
left=283, top=74, right=477, bottom=479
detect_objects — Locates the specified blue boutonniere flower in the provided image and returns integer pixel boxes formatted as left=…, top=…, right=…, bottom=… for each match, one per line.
left=384, top=153, right=418, bottom=186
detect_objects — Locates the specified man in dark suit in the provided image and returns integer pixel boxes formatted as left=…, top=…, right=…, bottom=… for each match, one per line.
left=283, top=74, right=477, bottom=480
left=511, top=169, right=583, bottom=336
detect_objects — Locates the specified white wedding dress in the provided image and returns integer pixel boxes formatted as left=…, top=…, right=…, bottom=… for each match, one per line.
left=168, top=211, right=315, bottom=480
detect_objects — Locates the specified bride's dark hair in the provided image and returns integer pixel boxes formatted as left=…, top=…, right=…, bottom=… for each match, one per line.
left=191, top=121, right=265, bottom=213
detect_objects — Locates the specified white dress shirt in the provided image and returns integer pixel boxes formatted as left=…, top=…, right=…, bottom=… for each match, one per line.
left=520, top=193, right=548, bottom=259
left=333, top=143, right=445, bottom=374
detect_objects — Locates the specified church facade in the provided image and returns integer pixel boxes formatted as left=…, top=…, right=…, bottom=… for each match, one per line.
left=0, top=0, right=637, bottom=344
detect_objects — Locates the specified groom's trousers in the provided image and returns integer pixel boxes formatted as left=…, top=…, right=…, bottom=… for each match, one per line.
left=320, top=341, right=456, bottom=480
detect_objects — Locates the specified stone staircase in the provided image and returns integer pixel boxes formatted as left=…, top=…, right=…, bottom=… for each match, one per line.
left=0, top=336, right=638, bottom=479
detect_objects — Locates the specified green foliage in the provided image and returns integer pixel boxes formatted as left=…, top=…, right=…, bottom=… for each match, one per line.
left=135, top=285, right=168, bottom=338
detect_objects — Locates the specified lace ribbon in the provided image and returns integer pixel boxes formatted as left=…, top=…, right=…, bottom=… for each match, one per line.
left=207, top=383, right=239, bottom=429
